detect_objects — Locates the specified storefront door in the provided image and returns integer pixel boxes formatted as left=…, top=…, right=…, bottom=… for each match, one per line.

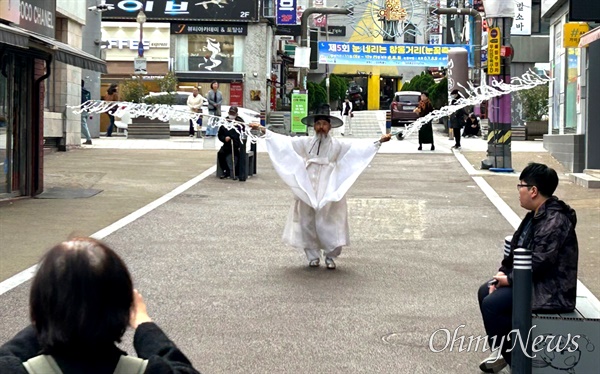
left=0, top=53, right=34, bottom=198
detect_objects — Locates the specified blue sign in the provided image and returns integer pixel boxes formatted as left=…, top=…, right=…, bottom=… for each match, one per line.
left=318, top=42, right=474, bottom=67
left=276, top=0, right=297, bottom=25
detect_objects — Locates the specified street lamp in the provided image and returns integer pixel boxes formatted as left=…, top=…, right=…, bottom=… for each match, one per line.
left=136, top=10, right=146, bottom=57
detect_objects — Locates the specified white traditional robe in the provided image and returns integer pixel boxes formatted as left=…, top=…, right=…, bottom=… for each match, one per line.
left=264, top=130, right=382, bottom=250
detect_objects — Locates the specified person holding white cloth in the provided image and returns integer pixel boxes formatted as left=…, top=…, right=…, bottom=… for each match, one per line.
left=251, top=104, right=391, bottom=269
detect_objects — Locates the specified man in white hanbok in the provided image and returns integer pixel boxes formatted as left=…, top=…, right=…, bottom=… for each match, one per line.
left=252, top=105, right=391, bottom=269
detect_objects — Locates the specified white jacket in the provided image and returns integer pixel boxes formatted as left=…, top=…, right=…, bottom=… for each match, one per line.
left=187, top=94, right=204, bottom=111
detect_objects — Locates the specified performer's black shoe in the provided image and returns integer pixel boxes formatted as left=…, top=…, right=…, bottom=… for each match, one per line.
left=431, top=145, right=435, bottom=151
left=325, top=257, right=336, bottom=270
left=418, top=145, right=422, bottom=151
left=219, top=173, right=229, bottom=179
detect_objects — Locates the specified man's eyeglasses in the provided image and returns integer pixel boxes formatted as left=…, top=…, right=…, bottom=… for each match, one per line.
left=517, top=184, right=534, bottom=190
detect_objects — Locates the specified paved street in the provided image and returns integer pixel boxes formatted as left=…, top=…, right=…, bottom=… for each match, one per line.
left=0, top=126, right=598, bottom=373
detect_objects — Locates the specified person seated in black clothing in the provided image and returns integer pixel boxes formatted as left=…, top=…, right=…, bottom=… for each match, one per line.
left=0, top=237, right=200, bottom=374
left=217, top=106, right=246, bottom=181
left=463, top=113, right=481, bottom=137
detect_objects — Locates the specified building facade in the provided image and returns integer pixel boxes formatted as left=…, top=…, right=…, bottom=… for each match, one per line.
left=0, top=0, right=106, bottom=198
left=100, top=0, right=272, bottom=120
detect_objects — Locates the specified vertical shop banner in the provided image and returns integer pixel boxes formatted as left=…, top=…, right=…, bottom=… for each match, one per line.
left=487, top=27, right=501, bottom=75
left=230, top=83, right=243, bottom=107
left=510, top=0, right=532, bottom=35
left=291, top=93, right=308, bottom=133
left=277, top=0, right=297, bottom=25
left=313, top=0, right=326, bottom=28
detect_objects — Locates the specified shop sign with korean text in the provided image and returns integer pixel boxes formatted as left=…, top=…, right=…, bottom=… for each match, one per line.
left=511, top=0, right=532, bottom=35
left=487, top=27, right=501, bottom=75
left=103, top=0, right=258, bottom=22
left=563, top=22, right=590, bottom=48
left=171, top=23, right=247, bottom=35
left=277, top=0, right=297, bottom=25
left=291, top=93, right=307, bottom=133
left=317, top=42, right=474, bottom=67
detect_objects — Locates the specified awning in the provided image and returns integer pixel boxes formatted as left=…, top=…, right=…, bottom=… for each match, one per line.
left=0, top=23, right=107, bottom=73
left=0, top=23, right=30, bottom=48
left=29, top=33, right=107, bottom=73
left=579, top=26, right=600, bottom=48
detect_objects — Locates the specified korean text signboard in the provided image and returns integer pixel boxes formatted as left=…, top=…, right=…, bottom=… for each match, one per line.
left=103, top=0, right=258, bottom=22
left=291, top=93, right=307, bottom=133
left=487, top=27, right=501, bottom=75
left=511, top=0, right=532, bottom=35
left=563, top=22, right=590, bottom=48
left=318, top=42, right=474, bottom=67
left=277, top=0, right=297, bottom=25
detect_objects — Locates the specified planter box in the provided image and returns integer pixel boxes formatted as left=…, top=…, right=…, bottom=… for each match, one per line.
left=128, top=117, right=170, bottom=139
left=525, top=120, right=548, bottom=140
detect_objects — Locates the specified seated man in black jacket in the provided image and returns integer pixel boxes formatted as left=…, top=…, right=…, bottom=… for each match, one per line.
left=217, top=106, right=246, bottom=181
left=477, top=163, right=578, bottom=373
left=0, top=237, right=200, bottom=374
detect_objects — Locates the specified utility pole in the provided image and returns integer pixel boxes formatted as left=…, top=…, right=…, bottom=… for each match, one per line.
left=480, top=1, right=515, bottom=171
left=299, top=7, right=350, bottom=91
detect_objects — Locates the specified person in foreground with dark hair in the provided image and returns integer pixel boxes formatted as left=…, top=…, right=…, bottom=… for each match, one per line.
left=0, top=237, right=200, bottom=374
left=477, top=163, right=578, bottom=373
left=251, top=104, right=392, bottom=269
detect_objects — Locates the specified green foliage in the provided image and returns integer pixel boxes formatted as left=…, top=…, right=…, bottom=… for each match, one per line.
left=517, top=84, right=549, bottom=121
left=120, top=76, right=149, bottom=103
left=402, top=72, right=435, bottom=93
left=158, top=71, right=178, bottom=93
left=427, top=77, right=448, bottom=109
left=319, top=74, right=348, bottom=102
left=144, top=93, right=176, bottom=105
left=307, top=81, right=327, bottom=111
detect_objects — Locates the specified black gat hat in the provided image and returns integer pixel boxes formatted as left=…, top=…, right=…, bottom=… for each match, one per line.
left=300, top=104, right=344, bottom=128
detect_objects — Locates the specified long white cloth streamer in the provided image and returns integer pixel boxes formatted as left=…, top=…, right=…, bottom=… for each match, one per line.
left=69, top=70, right=551, bottom=141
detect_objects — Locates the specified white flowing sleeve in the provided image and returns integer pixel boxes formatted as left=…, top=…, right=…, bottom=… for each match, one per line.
left=264, top=131, right=318, bottom=209
left=318, top=140, right=381, bottom=209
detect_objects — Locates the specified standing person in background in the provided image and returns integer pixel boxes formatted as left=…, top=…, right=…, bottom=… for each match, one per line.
left=414, top=92, right=435, bottom=151
left=206, top=81, right=222, bottom=137
left=187, top=87, right=204, bottom=138
left=339, top=98, right=353, bottom=136
left=449, top=89, right=467, bottom=149
left=104, top=84, right=118, bottom=137
left=81, top=80, right=92, bottom=145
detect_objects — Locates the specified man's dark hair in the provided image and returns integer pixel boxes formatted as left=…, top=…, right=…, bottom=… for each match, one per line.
left=30, top=238, right=133, bottom=354
left=519, top=162, right=559, bottom=197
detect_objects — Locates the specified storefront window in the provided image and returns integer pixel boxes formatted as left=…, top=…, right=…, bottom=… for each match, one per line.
left=173, top=34, right=244, bottom=72
left=565, top=48, right=578, bottom=133
left=0, top=69, right=8, bottom=194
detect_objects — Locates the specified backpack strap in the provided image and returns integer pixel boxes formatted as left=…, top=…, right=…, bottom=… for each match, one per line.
left=23, top=355, right=62, bottom=374
left=113, top=355, right=148, bottom=374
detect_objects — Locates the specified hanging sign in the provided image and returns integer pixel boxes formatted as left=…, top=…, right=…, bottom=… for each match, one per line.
left=291, top=93, right=307, bottom=133
left=487, top=27, right=501, bottom=75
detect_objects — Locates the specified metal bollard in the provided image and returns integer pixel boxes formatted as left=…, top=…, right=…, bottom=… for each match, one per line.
left=386, top=111, right=391, bottom=134
left=512, top=248, right=532, bottom=374
left=504, top=235, right=512, bottom=259
left=260, top=110, right=266, bottom=127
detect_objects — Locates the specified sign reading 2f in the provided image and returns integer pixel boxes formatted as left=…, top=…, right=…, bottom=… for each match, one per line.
left=277, top=0, right=297, bottom=25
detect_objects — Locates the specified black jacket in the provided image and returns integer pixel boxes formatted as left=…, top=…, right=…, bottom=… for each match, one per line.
left=0, top=323, right=200, bottom=374
left=500, top=196, right=579, bottom=312
left=217, top=116, right=245, bottom=152
left=449, top=99, right=466, bottom=129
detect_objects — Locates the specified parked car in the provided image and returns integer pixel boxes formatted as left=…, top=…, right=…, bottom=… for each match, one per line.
left=390, top=91, right=421, bottom=126
left=115, top=92, right=260, bottom=134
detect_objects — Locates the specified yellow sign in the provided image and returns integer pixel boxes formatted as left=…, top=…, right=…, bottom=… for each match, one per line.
left=563, top=23, right=590, bottom=48
left=378, top=0, right=408, bottom=21
left=488, top=27, right=501, bottom=75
